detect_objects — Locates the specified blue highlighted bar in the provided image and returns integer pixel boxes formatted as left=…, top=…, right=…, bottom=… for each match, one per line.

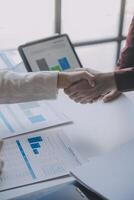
left=58, top=57, right=71, bottom=70
left=33, top=149, right=39, bottom=154
left=0, top=111, right=15, bottom=133
left=28, top=136, right=43, bottom=143
left=16, top=140, right=36, bottom=179
left=28, top=136, right=43, bottom=155
left=30, top=143, right=40, bottom=149
left=29, top=115, right=45, bottom=124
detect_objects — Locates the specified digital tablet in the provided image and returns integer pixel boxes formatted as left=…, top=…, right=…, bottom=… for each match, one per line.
left=18, top=34, right=82, bottom=72
left=11, top=181, right=104, bottom=200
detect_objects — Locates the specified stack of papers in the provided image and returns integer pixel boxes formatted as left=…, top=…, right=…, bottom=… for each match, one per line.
left=0, top=101, right=71, bottom=139
left=0, top=49, right=79, bottom=192
left=0, top=49, right=23, bottom=71
left=0, top=50, right=71, bottom=139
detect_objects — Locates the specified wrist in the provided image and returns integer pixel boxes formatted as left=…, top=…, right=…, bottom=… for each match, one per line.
left=96, top=72, right=117, bottom=92
left=57, top=72, right=68, bottom=89
left=105, top=72, right=117, bottom=91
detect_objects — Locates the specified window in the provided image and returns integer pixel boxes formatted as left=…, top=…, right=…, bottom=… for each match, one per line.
left=0, top=0, right=55, bottom=48
left=62, top=0, right=121, bottom=42
left=0, top=0, right=133, bottom=70
left=76, top=43, right=117, bottom=72
left=123, top=0, right=134, bottom=36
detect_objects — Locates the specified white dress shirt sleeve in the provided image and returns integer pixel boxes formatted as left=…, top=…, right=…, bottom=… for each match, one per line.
left=0, top=71, right=58, bottom=104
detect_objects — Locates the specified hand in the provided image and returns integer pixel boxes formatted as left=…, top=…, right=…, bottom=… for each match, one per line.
left=75, top=68, right=121, bottom=103
left=64, top=79, right=93, bottom=103
left=102, top=89, right=121, bottom=103
left=57, top=71, right=95, bottom=89
left=0, top=140, right=3, bottom=175
left=73, top=67, right=100, bottom=76
left=65, top=72, right=117, bottom=104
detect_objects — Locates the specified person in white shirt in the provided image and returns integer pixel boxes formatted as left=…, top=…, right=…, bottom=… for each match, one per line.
left=0, top=69, right=95, bottom=174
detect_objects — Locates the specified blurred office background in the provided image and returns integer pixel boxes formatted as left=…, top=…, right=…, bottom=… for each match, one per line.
left=0, top=0, right=133, bottom=71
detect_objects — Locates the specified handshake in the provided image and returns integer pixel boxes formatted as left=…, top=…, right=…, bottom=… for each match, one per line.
left=58, top=68, right=121, bottom=103
left=0, top=68, right=121, bottom=175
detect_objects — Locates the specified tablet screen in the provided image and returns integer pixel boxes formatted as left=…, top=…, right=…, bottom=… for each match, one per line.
left=19, top=35, right=82, bottom=72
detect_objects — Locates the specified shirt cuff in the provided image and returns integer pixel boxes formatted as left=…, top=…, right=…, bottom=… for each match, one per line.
left=114, top=68, right=134, bottom=92
left=42, top=71, right=58, bottom=99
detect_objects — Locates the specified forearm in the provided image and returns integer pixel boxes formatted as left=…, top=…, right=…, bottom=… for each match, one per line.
left=117, top=17, right=134, bottom=69
left=114, top=17, right=134, bottom=91
left=0, top=71, right=58, bottom=104
left=94, top=69, right=134, bottom=93
left=0, top=70, right=95, bottom=104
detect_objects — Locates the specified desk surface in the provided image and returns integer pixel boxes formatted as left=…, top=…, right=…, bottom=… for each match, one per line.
left=1, top=91, right=134, bottom=200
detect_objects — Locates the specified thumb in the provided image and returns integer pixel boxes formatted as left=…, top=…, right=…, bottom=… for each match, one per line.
left=82, top=71, right=95, bottom=87
left=103, top=90, right=120, bottom=102
left=71, top=71, right=95, bottom=87
left=73, top=68, right=85, bottom=72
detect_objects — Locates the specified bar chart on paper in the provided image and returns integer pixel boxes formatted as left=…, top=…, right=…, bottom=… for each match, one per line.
left=0, top=101, right=71, bottom=139
left=28, top=136, right=43, bottom=154
left=0, top=49, right=24, bottom=71
left=0, top=129, right=83, bottom=191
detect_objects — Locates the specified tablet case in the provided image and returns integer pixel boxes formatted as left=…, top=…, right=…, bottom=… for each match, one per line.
left=10, top=181, right=105, bottom=200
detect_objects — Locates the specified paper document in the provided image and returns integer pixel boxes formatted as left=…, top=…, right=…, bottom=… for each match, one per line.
left=0, top=101, right=71, bottom=139
left=0, top=50, right=71, bottom=139
left=0, top=128, right=83, bottom=191
left=0, top=49, right=22, bottom=71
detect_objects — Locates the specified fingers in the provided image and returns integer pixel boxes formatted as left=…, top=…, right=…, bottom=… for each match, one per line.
left=79, top=98, right=93, bottom=104
left=0, top=160, right=4, bottom=174
left=70, top=71, right=95, bottom=88
left=58, top=70, right=96, bottom=89
left=0, top=140, right=3, bottom=151
left=69, top=93, right=84, bottom=100
left=69, top=91, right=96, bottom=104
left=74, top=68, right=100, bottom=75
left=79, top=94, right=98, bottom=104
left=64, top=79, right=98, bottom=104
left=64, top=80, right=89, bottom=96
left=73, top=68, right=86, bottom=72
left=102, top=90, right=121, bottom=103
left=64, top=71, right=118, bottom=104
left=71, top=70, right=95, bottom=86
left=64, top=83, right=79, bottom=96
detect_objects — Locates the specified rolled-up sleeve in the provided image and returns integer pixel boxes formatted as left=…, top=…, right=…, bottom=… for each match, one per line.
left=117, top=16, right=134, bottom=68
left=0, top=71, right=58, bottom=104
left=115, top=68, right=134, bottom=92
left=115, top=16, right=134, bottom=92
